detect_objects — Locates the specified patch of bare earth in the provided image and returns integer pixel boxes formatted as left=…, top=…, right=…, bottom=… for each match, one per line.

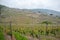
left=4, top=33, right=16, bottom=40
left=26, top=36, right=39, bottom=40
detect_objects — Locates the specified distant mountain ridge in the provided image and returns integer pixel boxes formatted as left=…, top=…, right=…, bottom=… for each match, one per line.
left=27, top=9, right=60, bottom=17
left=0, top=4, right=60, bottom=17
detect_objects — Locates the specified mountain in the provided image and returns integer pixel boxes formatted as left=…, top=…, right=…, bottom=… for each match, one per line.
left=28, top=9, right=60, bottom=17
left=1, top=5, right=60, bottom=16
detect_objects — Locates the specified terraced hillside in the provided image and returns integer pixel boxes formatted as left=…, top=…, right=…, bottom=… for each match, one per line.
left=1, top=5, right=60, bottom=24
left=0, top=5, right=60, bottom=40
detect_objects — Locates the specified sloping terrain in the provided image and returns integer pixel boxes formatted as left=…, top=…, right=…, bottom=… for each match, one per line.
left=0, top=5, right=60, bottom=24
left=0, top=5, right=60, bottom=40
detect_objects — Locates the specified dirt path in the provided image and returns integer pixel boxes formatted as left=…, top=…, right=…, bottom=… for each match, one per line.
left=4, top=33, right=16, bottom=40
left=26, top=36, right=39, bottom=40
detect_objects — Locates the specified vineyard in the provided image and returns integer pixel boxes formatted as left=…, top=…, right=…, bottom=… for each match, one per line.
left=0, top=5, right=60, bottom=40
left=0, top=22, right=60, bottom=40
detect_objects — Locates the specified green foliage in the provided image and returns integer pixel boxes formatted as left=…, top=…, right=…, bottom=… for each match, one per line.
left=0, top=26, right=4, bottom=40
left=14, top=32, right=28, bottom=40
left=0, top=23, right=60, bottom=40
left=0, top=32, right=5, bottom=40
left=7, top=31, right=12, bottom=36
left=0, top=27, right=3, bottom=32
left=42, top=21, right=52, bottom=24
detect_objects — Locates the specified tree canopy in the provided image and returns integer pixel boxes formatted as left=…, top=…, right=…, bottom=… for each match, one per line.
left=42, top=21, right=52, bottom=24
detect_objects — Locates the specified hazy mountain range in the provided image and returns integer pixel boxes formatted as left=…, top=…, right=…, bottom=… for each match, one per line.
left=30, top=9, right=60, bottom=16
left=0, top=5, right=60, bottom=16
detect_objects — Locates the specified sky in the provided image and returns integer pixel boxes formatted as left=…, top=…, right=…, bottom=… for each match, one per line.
left=0, top=0, right=60, bottom=11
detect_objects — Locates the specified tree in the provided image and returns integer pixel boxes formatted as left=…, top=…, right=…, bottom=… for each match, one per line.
left=50, top=14, right=53, bottom=16
left=42, top=21, right=52, bottom=24
left=42, top=21, right=52, bottom=35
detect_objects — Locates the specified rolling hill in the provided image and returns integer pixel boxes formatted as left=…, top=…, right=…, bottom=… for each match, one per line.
left=0, top=4, right=60, bottom=40
left=0, top=5, right=60, bottom=24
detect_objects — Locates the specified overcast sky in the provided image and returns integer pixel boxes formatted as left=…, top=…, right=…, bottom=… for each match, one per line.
left=0, top=0, right=60, bottom=11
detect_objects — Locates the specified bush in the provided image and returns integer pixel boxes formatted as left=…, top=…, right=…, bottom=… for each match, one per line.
left=0, top=32, right=5, bottom=40
left=7, top=31, right=12, bottom=36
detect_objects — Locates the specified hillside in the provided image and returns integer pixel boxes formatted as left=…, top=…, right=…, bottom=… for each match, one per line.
left=28, top=9, right=60, bottom=17
left=0, top=5, right=60, bottom=24
left=0, top=5, right=60, bottom=40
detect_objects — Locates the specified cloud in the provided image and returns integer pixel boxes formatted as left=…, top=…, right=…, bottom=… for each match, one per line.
left=0, top=0, right=60, bottom=11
